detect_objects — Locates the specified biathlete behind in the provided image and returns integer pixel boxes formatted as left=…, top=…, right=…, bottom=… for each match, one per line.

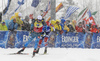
left=36, top=20, right=55, bottom=54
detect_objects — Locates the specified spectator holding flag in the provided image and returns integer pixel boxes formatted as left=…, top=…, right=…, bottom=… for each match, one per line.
left=75, top=22, right=85, bottom=33
left=22, top=16, right=31, bottom=31
left=60, top=19, right=68, bottom=33
left=90, top=24, right=98, bottom=33
left=10, top=12, right=23, bottom=30
left=8, top=18, right=18, bottom=31
left=97, top=27, right=100, bottom=33
left=66, top=20, right=75, bottom=32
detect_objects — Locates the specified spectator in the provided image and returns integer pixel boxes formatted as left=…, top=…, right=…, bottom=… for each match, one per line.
left=0, top=13, right=2, bottom=22
left=86, top=24, right=90, bottom=31
left=51, top=20, right=56, bottom=26
left=22, top=16, right=31, bottom=31
left=64, top=20, right=69, bottom=33
left=50, top=20, right=56, bottom=31
left=8, top=18, right=18, bottom=31
left=0, top=20, right=8, bottom=31
left=54, top=19, right=63, bottom=34
left=70, top=20, right=76, bottom=30
left=90, top=24, right=98, bottom=33
left=60, top=19, right=65, bottom=31
left=66, top=20, right=75, bottom=32
left=85, top=23, right=93, bottom=34
left=54, top=20, right=62, bottom=31
left=60, top=19, right=68, bottom=33
left=75, top=22, right=85, bottom=33
left=64, top=24, right=69, bottom=33
left=98, top=27, right=100, bottom=33
left=10, top=12, right=23, bottom=30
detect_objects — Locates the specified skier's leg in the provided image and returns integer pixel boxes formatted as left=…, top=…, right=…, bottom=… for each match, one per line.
left=34, top=38, right=40, bottom=50
left=44, top=37, right=48, bottom=54
left=36, top=36, right=44, bottom=53
left=33, top=37, right=40, bottom=56
left=32, top=33, right=43, bottom=56
left=24, top=36, right=33, bottom=47
left=44, top=32, right=49, bottom=54
left=17, top=36, right=33, bottom=54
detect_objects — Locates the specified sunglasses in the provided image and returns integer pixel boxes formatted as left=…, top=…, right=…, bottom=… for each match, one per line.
left=38, top=19, right=42, bottom=21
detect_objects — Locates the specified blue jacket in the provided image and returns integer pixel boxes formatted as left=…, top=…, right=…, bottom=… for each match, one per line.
left=60, top=19, right=66, bottom=32
left=8, top=19, right=18, bottom=30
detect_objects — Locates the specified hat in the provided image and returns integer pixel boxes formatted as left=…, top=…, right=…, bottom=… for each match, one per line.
left=18, top=13, right=22, bottom=17
left=37, top=15, right=42, bottom=20
left=51, top=20, right=56, bottom=25
left=2, top=22, right=5, bottom=24
left=25, top=16, right=29, bottom=20
left=56, top=19, right=60, bottom=23
left=61, top=19, right=65, bottom=24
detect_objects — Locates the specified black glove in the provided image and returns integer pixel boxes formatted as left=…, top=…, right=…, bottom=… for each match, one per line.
left=75, top=32, right=78, bottom=36
left=82, top=29, right=85, bottom=34
left=9, top=29, right=14, bottom=31
left=96, top=31, right=98, bottom=33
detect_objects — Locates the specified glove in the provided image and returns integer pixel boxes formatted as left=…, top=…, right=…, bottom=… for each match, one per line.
left=96, top=31, right=98, bottom=33
left=75, top=32, right=78, bottom=36
left=82, top=29, right=85, bottom=34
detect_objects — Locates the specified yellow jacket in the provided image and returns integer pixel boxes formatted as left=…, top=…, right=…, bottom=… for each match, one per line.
left=0, top=23, right=8, bottom=31
left=54, top=24, right=62, bottom=30
left=16, top=17, right=23, bottom=30
left=70, top=20, right=76, bottom=30
left=64, top=25, right=69, bottom=32
left=10, top=12, right=23, bottom=30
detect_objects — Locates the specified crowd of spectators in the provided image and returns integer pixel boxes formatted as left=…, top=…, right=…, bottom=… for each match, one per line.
left=0, top=12, right=100, bottom=35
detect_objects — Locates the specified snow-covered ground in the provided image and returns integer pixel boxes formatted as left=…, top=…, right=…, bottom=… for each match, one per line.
left=0, top=48, right=100, bottom=61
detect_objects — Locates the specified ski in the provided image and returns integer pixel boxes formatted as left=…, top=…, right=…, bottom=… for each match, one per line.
left=8, top=53, right=29, bottom=55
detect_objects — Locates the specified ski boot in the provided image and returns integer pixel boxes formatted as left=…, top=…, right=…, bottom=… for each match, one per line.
left=35, top=48, right=40, bottom=54
left=17, top=47, right=25, bottom=54
left=44, top=47, right=47, bottom=54
left=32, top=49, right=36, bottom=57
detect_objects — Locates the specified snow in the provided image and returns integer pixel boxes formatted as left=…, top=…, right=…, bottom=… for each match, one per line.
left=0, top=0, right=7, bottom=12
left=0, top=48, right=100, bottom=61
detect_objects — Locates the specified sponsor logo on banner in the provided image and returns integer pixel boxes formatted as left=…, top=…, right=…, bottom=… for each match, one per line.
left=61, top=32, right=86, bottom=48
left=62, top=35, right=79, bottom=43
left=23, top=35, right=29, bottom=42
left=97, top=36, right=100, bottom=42
left=91, top=33, right=100, bottom=49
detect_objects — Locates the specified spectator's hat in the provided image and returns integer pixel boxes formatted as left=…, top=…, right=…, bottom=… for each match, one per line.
left=2, top=20, right=5, bottom=24
left=56, top=19, right=60, bottom=23
left=18, top=13, right=22, bottom=17
left=25, top=16, right=29, bottom=20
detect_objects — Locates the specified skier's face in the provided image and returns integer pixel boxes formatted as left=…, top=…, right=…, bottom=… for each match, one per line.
left=38, top=19, right=42, bottom=23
